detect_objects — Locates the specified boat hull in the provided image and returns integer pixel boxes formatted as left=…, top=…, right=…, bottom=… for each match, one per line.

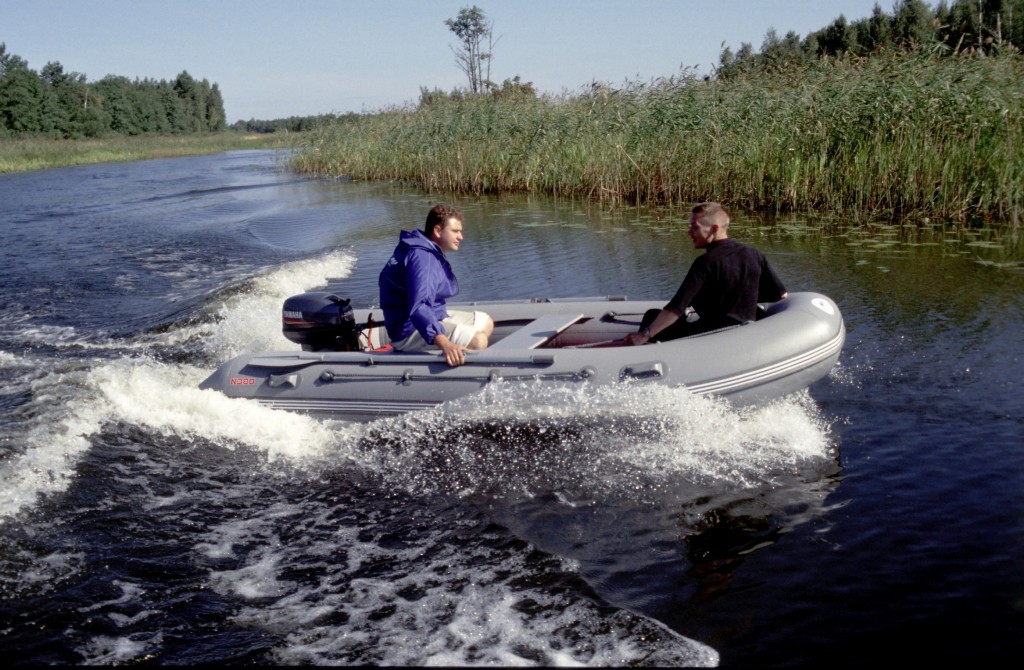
left=199, top=292, right=845, bottom=421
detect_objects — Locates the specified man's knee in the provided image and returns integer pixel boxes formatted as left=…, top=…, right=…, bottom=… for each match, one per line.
left=472, top=314, right=494, bottom=349
left=468, top=330, right=489, bottom=350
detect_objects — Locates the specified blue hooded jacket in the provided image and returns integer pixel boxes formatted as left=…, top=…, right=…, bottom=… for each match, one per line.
left=378, top=229, right=459, bottom=344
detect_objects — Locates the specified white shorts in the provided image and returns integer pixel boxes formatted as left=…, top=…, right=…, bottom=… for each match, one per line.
left=391, top=310, right=489, bottom=351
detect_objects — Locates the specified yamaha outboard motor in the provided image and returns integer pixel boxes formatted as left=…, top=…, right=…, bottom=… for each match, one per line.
left=282, top=292, right=361, bottom=351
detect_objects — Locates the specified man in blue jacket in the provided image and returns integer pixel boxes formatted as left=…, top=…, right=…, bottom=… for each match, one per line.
left=379, top=204, right=494, bottom=366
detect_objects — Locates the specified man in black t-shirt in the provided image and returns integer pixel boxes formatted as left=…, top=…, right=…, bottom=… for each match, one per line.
left=624, top=202, right=788, bottom=345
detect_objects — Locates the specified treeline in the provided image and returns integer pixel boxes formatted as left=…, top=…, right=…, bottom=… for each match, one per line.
left=0, top=42, right=226, bottom=139
left=416, top=75, right=538, bottom=107
left=720, top=0, right=1024, bottom=75
left=224, top=77, right=536, bottom=132
left=229, top=113, right=359, bottom=134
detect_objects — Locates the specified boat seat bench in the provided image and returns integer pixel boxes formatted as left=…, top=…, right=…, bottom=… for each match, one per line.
left=489, top=313, right=583, bottom=350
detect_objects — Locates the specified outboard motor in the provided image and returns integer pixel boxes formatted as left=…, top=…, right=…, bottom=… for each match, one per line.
left=282, top=292, right=361, bottom=351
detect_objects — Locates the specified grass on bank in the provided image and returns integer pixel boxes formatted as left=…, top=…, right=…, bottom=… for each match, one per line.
left=293, top=50, right=1023, bottom=225
left=0, top=132, right=298, bottom=174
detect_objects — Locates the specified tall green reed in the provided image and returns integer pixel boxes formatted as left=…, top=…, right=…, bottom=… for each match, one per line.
left=293, top=51, right=1022, bottom=224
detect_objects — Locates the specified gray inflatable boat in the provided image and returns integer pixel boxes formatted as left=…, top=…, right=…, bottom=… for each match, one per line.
left=199, top=291, right=845, bottom=421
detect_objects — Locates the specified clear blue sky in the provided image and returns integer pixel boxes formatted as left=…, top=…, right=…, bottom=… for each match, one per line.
left=3, top=0, right=889, bottom=122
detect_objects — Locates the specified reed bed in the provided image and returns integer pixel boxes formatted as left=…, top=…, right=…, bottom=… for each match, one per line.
left=0, top=133, right=290, bottom=174
left=293, top=51, right=1023, bottom=224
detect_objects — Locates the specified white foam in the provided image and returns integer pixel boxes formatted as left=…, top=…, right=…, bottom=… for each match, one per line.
left=0, top=364, right=106, bottom=519
left=0, top=250, right=360, bottom=520
left=205, top=250, right=358, bottom=359
left=353, top=380, right=835, bottom=499
left=73, top=581, right=162, bottom=663
left=77, top=635, right=157, bottom=665
left=196, top=507, right=719, bottom=667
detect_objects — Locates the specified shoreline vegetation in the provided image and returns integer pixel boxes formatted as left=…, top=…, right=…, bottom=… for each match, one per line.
left=291, top=50, right=1022, bottom=226
left=0, top=133, right=289, bottom=174
left=2, top=55, right=1020, bottom=229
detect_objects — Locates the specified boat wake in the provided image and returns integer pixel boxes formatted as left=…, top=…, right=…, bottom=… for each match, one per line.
left=348, top=380, right=837, bottom=502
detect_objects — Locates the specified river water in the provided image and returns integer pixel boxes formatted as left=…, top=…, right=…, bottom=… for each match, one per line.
left=1, top=150, right=1021, bottom=666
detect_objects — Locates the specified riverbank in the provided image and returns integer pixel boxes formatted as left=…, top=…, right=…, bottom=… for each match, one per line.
left=0, top=132, right=298, bottom=174
left=292, top=50, right=1023, bottom=225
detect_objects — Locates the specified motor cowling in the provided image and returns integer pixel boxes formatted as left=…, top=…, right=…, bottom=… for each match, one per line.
left=282, top=292, right=361, bottom=351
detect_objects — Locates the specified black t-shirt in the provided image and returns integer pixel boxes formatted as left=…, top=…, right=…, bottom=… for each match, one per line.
left=664, top=239, right=787, bottom=329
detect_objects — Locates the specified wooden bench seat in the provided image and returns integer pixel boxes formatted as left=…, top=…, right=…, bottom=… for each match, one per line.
left=489, top=314, right=583, bottom=350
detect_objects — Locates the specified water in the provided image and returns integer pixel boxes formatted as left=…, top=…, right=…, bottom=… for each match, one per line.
left=1, top=150, right=1021, bottom=666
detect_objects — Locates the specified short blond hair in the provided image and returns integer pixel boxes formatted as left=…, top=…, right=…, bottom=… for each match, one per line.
left=692, top=202, right=730, bottom=229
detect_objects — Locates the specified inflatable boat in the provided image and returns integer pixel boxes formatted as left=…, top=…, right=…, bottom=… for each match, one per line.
left=199, top=291, right=845, bottom=422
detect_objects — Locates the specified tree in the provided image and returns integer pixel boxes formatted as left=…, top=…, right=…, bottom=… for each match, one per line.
left=866, top=3, right=893, bottom=52
left=41, top=61, right=92, bottom=137
left=1, top=67, right=45, bottom=133
left=818, top=15, right=855, bottom=55
left=492, top=75, right=535, bottom=99
left=37, top=62, right=73, bottom=134
left=760, top=28, right=805, bottom=66
left=205, top=82, right=226, bottom=131
left=892, top=0, right=936, bottom=48
left=445, top=6, right=498, bottom=94
left=154, top=81, right=184, bottom=133
left=95, top=76, right=142, bottom=135
left=0, top=42, right=20, bottom=77
left=0, top=50, right=57, bottom=135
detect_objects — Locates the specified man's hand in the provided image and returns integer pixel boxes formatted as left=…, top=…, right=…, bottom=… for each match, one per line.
left=624, top=331, right=650, bottom=346
left=434, top=334, right=467, bottom=366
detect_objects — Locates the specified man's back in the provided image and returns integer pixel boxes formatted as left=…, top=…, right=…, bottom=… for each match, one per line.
left=677, top=239, right=785, bottom=328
